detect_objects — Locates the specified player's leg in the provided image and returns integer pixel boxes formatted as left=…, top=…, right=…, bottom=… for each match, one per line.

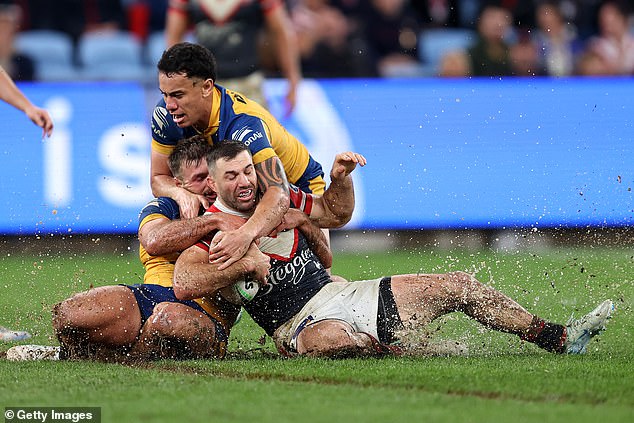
left=391, top=271, right=534, bottom=333
left=130, top=301, right=224, bottom=360
left=294, top=319, right=381, bottom=357
left=390, top=272, right=613, bottom=353
left=52, top=285, right=142, bottom=360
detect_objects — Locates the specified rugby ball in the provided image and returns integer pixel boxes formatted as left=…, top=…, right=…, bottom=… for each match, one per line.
left=220, top=277, right=260, bottom=305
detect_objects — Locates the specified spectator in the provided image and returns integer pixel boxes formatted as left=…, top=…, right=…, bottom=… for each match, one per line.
left=0, top=2, right=34, bottom=80
left=411, top=0, right=462, bottom=29
left=165, top=0, right=301, bottom=114
left=361, top=0, right=423, bottom=77
left=83, top=0, right=127, bottom=34
left=510, top=26, right=543, bottom=76
left=533, top=0, right=584, bottom=76
left=581, top=0, right=634, bottom=75
left=439, top=3, right=515, bottom=77
left=23, top=0, right=86, bottom=43
left=290, top=0, right=372, bottom=77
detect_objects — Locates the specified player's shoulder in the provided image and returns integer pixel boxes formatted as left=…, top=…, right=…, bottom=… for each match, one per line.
left=219, top=85, right=269, bottom=122
left=139, top=197, right=181, bottom=221
left=289, top=184, right=313, bottom=213
left=150, top=99, right=183, bottom=144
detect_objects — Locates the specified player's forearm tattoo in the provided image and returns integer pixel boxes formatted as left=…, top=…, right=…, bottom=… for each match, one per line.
left=255, top=157, right=290, bottom=194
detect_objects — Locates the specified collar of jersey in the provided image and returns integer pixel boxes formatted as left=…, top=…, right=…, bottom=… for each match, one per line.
left=211, top=199, right=252, bottom=219
left=199, top=87, right=221, bottom=137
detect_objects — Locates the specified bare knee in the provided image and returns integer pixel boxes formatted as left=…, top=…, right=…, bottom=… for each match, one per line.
left=444, top=271, right=479, bottom=295
left=296, top=320, right=370, bottom=357
left=143, top=302, right=214, bottom=339
left=52, top=298, right=73, bottom=334
left=52, top=286, right=141, bottom=342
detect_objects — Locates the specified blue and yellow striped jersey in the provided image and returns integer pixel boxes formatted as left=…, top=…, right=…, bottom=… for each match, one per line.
left=151, top=84, right=325, bottom=194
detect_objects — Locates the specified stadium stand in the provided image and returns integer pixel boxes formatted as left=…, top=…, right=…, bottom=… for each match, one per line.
left=77, top=30, right=147, bottom=82
left=417, top=28, right=476, bottom=77
left=15, top=29, right=78, bottom=81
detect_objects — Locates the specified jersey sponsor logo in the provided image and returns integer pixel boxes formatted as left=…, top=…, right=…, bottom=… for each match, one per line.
left=233, top=93, right=247, bottom=104
left=152, top=107, right=169, bottom=138
left=231, top=126, right=263, bottom=147
left=259, top=246, right=321, bottom=297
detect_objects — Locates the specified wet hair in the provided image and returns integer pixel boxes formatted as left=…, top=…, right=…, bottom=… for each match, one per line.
left=157, top=42, right=217, bottom=81
left=206, top=140, right=251, bottom=174
left=168, top=135, right=212, bottom=180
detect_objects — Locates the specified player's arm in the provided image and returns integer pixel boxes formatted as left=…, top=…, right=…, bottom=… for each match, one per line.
left=281, top=209, right=333, bottom=269
left=264, top=4, right=301, bottom=115
left=209, top=156, right=290, bottom=269
left=311, top=152, right=366, bottom=228
left=139, top=212, right=246, bottom=256
left=0, top=66, right=53, bottom=138
left=164, top=3, right=189, bottom=47
left=150, top=149, right=210, bottom=219
left=313, top=151, right=365, bottom=227
left=174, top=242, right=270, bottom=300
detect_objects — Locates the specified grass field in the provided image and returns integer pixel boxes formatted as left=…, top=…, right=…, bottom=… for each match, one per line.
left=0, top=244, right=632, bottom=422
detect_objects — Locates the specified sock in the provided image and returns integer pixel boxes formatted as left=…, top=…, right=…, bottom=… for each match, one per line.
left=520, top=316, right=566, bottom=353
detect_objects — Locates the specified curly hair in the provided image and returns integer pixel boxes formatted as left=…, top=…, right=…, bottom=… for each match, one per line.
left=157, top=42, right=217, bottom=81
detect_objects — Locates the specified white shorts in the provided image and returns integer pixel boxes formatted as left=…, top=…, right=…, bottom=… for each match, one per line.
left=273, top=278, right=382, bottom=355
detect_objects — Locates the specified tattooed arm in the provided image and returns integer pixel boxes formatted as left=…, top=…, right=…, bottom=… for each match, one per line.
left=209, top=156, right=290, bottom=270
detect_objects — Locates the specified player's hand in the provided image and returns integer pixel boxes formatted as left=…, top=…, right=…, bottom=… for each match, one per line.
left=283, top=83, right=297, bottom=118
left=175, top=188, right=210, bottom=219
left=331, top=152, right=366, bottom=181
left=24, top=105, right=54, bottom=138
left=242, top=242, right=270, bottom=285
left=270, top=208, right=307, bottom=237
left=214, top=212, right=248, bottom=233
left=209, top=227, right=254, bottom=270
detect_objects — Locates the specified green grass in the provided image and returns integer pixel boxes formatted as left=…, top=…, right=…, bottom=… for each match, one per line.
left=1, top=246, right=633, bottom=422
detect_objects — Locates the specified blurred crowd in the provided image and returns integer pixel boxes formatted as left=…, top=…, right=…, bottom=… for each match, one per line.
left=2, top=0, right=634, bottom=82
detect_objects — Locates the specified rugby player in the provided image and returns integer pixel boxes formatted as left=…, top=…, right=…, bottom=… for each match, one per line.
left=174, top=141, right=614, bottom=358
left=151, top=42, right=325, bottom=272
left=8, top=137, right=241, bottom=362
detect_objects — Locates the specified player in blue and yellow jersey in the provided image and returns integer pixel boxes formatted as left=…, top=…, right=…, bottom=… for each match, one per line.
left=51, top=137, right=242, bottom=361
left=150, top=42, right=325, bottom=272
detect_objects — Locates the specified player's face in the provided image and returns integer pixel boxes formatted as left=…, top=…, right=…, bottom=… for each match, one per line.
left=210, top=151, right=258, bottom=213
left=177, top=159, right=216, bottom=204
left=159, top=72, right=213, bottom=130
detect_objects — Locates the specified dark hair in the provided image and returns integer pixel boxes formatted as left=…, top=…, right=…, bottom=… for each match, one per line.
left=206, top=140, right=250, bottom=173
left=600, top=0, right=631, bottom=17
left=168, top=135, right=212, bottom=179
left=157, top=42, right=217, bottom=81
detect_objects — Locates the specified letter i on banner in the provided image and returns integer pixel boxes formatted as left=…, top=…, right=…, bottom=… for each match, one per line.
left=43, top=97, right=73, bottom=207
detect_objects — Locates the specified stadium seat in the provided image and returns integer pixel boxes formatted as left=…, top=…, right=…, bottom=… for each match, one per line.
left=15, top=30, right=78, bottom=81
left=145, top=31, right=166, bottom=68
left=78, top=30, right=147, bottom=82
left=418, top=28, right=476, bottom=76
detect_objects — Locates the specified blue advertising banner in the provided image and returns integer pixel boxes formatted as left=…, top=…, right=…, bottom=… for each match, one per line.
left=1, top=78, right=632, bottom=234
left=1, top=82, right=151, bottom=234
left=266, top=77, right=634, bottom=230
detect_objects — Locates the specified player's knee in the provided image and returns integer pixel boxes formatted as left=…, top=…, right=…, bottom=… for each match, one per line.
left=51, top=297, right=77, bottom=334
left=296, top=320, right=363, bottom=356
left=144, top=302, right=207, bottom=338
left=446, top=271, right=477, bottom=293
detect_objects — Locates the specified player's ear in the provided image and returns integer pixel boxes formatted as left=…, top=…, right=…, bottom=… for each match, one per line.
left=174, top=176, right=183, bottom=188
left=201, top=78, right=214, bottom=97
